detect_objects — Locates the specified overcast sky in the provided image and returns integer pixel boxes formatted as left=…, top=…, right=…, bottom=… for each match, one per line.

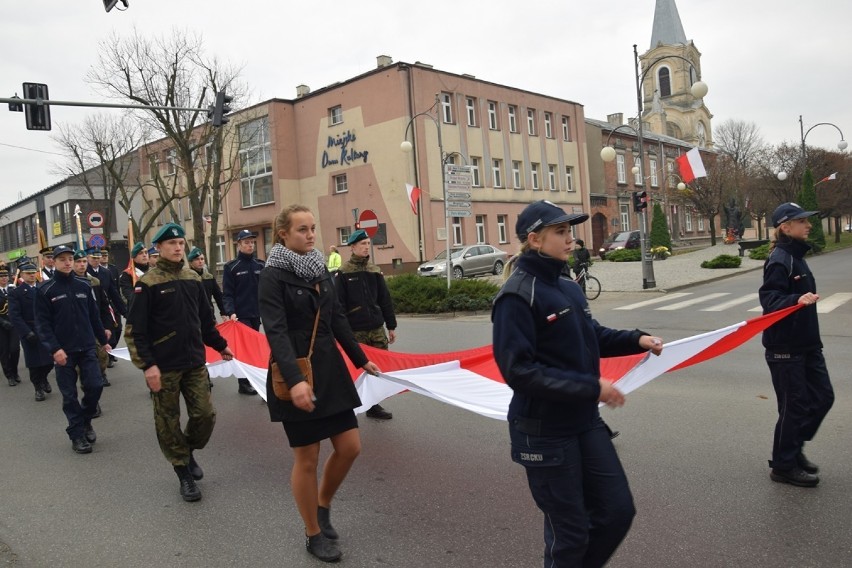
left=2, top=0, right=851, bottom=211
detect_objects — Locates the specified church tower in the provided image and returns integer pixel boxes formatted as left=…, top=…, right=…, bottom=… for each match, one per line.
left=639, top=0, right=713, bottom=148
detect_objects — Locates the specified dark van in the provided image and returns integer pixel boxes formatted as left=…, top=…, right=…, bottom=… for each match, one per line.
left=598, top=230, right=641, bottom=259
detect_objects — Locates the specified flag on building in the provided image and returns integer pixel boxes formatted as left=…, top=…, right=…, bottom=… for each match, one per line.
left=818, top=172, right=837, bottom=184
left=675, top=147, right=707, bottom=184
left=405, top=183, right=421, bottom=215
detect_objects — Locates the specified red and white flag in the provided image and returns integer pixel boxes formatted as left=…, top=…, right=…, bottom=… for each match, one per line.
left=675, top=148, right=707, bottom=184
left=818, top=172, right=837, bottom=184
left=405, top=183, right=421, bottom=215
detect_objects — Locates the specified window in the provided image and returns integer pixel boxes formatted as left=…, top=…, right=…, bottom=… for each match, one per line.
left=658, top=67, right=671, bottom=97
left=184, top=196, right=193, bottom=220
left=527, top=109, right=537, bottom=136
left=616, top=154, right=626, bottom=183
left=698, top=216, right=705, bottom=231
left=512, top=160, right=522, bottom=189
left=441, top=92, right=453, bottom=123
left=466, top=97, right=477, bottom=127
left=166, top=149, right=177, bottom=175
left=470, top=157, right=481, bottom=187
left=329, top=105, right=343, bottom=126
left=685, top=209, right=693, bottom=231
left=475, top=215, right=486, bottom=243
left=497, top=215, right=508, bottom=244
left=215, top=234, right=226, bottom=265
left=548, top=165, right=557, bottom=191
left=488, top=101, right=498, bottom=130
left=337, top=226, right=352, bottom=245
left=50, top=202, right=73, bottom=236
left=205, top=142, right=219, bottom=165
left=206, top=190, right=223, bottom=216
left=452, top=217, right=463, bottom=246
left=531, top=163, right=540, bottom=190
left=544, top=112, right=553, bottom=138
left=649, top=158, right=659, bottom=187
left=633, top=155, right=643, bottom=184
left=508, top=105, right=518, bottom=133
left=492, top=159, right=503, bottom=188
left=264, top=228, right=274, bottom=256
left=565, top=166, right=574, bottom=192
left=562, top=116, right=571, bottom=141
left=238, top=116, right=274, bottom=207
left=157, top=199, right=167, bottom=225
left=333, top=173, right=348, bottom=194
left=667, top=159, right=676, bottom=188
left=620, top=204, right=631, bottom=230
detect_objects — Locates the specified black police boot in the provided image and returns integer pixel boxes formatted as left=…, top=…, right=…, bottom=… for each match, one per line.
left=102, top=373, right=111, bottom=387
left=770, top=467, right=819, bottom=487
left=366, top=404, right=393, bottom=420
left=7, top=377, right=17, bottom=387
left=42, top=380, right=52, bottom=394
left=34, top=388, right=46, bottom=402
left=107, top=355, right=116, bottom=368
left=237, top=378, right=257, bottom=395
left=84, top=423, right=97, bottom=444
left=92, top=403, right=102, bottom=419
left=188, top=452, right=204, bottom=481
left=174, top=466, right=202, bottom=502
left=317, top=506, right=339, bottom=540
left=72, top=437, right=92, bottom=454
left=13, top=376, right=21, bottom=384
left=797, top=452, right=819, bottom=475
left=306, top=532, right=342, bottom=562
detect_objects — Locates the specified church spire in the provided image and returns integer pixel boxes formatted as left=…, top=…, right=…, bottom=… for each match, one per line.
left=650, top=0, right=687, bottom=48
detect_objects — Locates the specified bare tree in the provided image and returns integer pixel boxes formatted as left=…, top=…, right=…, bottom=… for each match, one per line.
left=714, top=119, right=765, bottom=168
left=85, top=27, right=246, bottom=264
left=678, top=153, right=738, bottom=246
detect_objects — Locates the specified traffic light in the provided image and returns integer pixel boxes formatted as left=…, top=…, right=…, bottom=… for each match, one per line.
left=209, top=90, right=233, bottom=127
left=103, top=0, right=129, bottom=12
left=22, top=83, right=51, bottom=131
left=632, top=190, right=647, bottom=212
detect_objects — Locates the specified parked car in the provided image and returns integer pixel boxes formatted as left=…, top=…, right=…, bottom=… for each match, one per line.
left=417, top=244, right=508, bottom=279
left=598, top=230, right=641, bottom=259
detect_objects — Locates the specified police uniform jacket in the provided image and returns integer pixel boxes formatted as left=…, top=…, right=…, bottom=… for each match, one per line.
left=87, top=264, right=127, bottom=317
left=334, top=256, right=397, bottom=332
left=259, top=265, right=367, bottom=423
left=34, top=270, right=108, bottom=355
left=192, top=267, right=226, bottom=317
left=492, top=253, right=648, bottom=436
left=759, top=238, right=821, bottom=353
left=125, top=257, right=227, bottom=373
left=222, top=252, right=264, bottom=319
left=78, top=274, right=114, bottom=334
left=0, top=286, right=14, bottom=332
left=8, top=282, right=53, bottom=367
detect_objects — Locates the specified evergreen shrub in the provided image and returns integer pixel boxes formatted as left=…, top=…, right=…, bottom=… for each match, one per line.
left=700, top=254, right=742, bottom=269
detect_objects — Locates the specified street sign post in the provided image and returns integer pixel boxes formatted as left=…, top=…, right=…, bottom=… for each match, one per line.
left=444, top=164, right=473, bottom=218
left=358, top=209, right=379, bottom=238
left=88, top=234, right=107, bottom=248
left=87, top=211, right=104, bottom=228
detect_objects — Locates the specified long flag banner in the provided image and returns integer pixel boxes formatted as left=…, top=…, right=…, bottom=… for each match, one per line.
left=112, top=305, right=801, bottom=420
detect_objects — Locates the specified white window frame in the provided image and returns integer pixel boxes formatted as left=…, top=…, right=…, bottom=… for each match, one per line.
left=337, top=226, right=352, bottom=245
left=620, top=204, right=631, bottom=230
left=329, top=105, right=343, bottom=126
left=475, top=215, right=486, bottom=244
left=548, top=165, right=557, bottom=191
left=466, top=97, right=477, bottom=127
left=508, top=105, right=518, bottom=133
left=452, top=217, right=463, bottom=246
left=685, top=209, right=693, bottom=231
left=531, top=163, right=540, bottom=190
left=333, top=173, right=348, bottom=194
left=441, top=92, right=453, bottom=123
left=512, top=160, right=522, bottom=189
left=497, top=215, right=508, bottom=244
left=544, top=112, right=553, bottom=138
left=470, top=157, right=481, bottom=187
left=488, top=101, right=498, bottom=130
left=238, top=116, right=274, bottom=207
left=562, top=116, right=571, bottom=141
left=565, top=166, right=575, bottom=192
left=166, top=149, right=177, bottom=176
left=492, top=159, right=503, bottom=188
left=527, top=109, right=537, bottom=136
left=215, top=234, right=227, bottom=265
left=616, top=154, right=626, bottom=184
left=633, top=155, right=643, bottom=185
left=649, top=158, right=659, bottom=187
left=698, top=215, right=705, bottom=231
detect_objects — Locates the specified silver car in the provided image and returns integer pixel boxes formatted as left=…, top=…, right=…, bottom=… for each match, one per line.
left=417, top=244, right=508, bottom=279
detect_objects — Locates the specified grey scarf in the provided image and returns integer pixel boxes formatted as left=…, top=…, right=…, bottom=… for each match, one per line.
left=265, top=243, right=326, bottom=281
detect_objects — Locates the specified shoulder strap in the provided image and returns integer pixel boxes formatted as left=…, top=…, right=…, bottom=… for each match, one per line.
left=306, top=283, right=321, bottom=357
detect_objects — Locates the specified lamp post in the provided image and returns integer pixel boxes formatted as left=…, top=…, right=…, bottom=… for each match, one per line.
left=776, top=117, right=847, bottom=181
left=600, top=45, right=708, bottom=289
left=401, top=94, right=452, bottom=290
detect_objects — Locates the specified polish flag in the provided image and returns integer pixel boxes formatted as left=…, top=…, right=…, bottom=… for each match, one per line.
left=818, top=172, right=837, bottom=184
left=675, top=148, right=707, bottom=184
left=112, top=305, right=801, bottom=420
left=405, top=183, right=421, bottom=215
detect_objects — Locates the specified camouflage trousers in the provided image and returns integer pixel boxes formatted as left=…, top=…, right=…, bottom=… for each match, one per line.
left=353, top=327, right=389, bottom=350
left=151, top=366, right=216, bottom=467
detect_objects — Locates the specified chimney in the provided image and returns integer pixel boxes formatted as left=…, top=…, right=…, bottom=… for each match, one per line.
left=606, top=113, right=623, bottom=126
left=376, top=55, right=393, bottom=68
left=296, top=84, right=311, bottom=98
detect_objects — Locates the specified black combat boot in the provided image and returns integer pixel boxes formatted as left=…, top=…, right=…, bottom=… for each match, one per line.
left=174, top=465, right=202, bottom=502
left=84, top=423, right=97, bottom=444
left=72, top=438, right=92, bottom=454
left=317, top=506, right=339, bottom=539
left=42, top=380, right=52, bottom=393
left=188, top=452, right=204, bottom=480
left=237, top=378, right=256, bottom=395
left=35, top=388, right=46, bottom=402
left=306, top=532, right=341, bottom=562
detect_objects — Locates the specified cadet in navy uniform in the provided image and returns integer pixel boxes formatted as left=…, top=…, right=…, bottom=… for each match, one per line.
left=8, top=262, right=54, bottom=401
left=760, top=203, right=834, bottom=488
left=118, top=243, right=149, bottom=310
left=222, top=229, right=263, bottom=395
left=34, top=245, right=111, bottom=454
left=40, top=247, right=56, bottom=280
left=99, top=248, right=123, bottom=365
left=492, top=200, right=664, bottom=568
left=0, top=267, right=21, bottom=387
left=86, top=248, right=125, bottom=367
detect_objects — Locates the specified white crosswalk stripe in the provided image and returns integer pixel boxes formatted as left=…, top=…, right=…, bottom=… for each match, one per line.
left=614, top=293, right=692, bottom=310
left=700, top=293, right=759, bottom=312
left=616, top=292, right=851, bottom=314
left=814, top=292, right=852, bottom=313
left=656, top=293, right=730, bottom=311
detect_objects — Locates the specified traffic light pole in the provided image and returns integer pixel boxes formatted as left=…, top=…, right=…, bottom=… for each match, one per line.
left=1, top=96, right=207, bottom=114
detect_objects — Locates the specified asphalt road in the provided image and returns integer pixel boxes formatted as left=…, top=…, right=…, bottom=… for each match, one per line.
left=1, top=248, right=850, bottom=567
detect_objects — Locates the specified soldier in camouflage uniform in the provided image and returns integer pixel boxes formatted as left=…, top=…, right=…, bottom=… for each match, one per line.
left=125, top=223, right=233, bottom=502
left=334, top=229, right=397, bottom=420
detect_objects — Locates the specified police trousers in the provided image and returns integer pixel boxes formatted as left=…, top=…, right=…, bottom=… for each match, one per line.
left=766, top=349, right=834, bottom=470
left=55, top=348, right=103, bottom=440
left=510, top=418, right=635, bottom=568
left=151, top=366, right=216, bottom=466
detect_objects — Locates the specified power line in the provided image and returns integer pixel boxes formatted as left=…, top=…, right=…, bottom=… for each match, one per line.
left=0, top=141, right=64, bottom=156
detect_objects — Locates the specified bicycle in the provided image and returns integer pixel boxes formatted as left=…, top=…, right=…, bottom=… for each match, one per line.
left=573, top=266, right=601, bottom=301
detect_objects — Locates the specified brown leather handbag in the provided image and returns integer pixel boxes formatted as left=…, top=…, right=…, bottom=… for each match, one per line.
left=270, top=285, right=321, bottom=401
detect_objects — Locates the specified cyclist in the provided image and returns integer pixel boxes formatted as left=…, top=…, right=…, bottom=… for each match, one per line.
left=572, top=239, right=591, bottom=286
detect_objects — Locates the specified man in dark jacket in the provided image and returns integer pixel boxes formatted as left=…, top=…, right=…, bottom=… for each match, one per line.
left=222, top=229, right=263, bottom=395
left=99, top=248, right=123, bottom=365
left=87, top=248, right=125, bottom=368
left=74, top=250, right=113, bottom=387
left=39, top=247, right=56, bottom=280
left=334, top=229, right=397, bottom=420
left=118, top=243, right=149, bottom=310
left=8, top=262, right=54, bottom=400
left=0, top=267, right=21, bottom=387
left=188, top=247, right=226, bottom=320
left=125, top=223, right=233, bottom=503
left=34, top=245, right=110, bottom=454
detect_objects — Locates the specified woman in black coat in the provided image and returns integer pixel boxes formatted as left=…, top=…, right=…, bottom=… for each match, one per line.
left=259, top=204, right=380, bottom=563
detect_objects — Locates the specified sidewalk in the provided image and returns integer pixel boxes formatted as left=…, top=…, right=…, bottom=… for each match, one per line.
left=589, top=243, right=764, bottom=292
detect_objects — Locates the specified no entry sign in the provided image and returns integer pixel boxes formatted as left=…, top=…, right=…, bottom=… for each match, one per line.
left=357, top=209, right=379, bottom=238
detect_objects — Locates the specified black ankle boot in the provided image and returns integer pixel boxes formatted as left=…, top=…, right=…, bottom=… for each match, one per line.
left=174, top=465, right=202, bottom=502
left=317, top=506, right=338, bottom=539
left=306, top=532, right=341, bottom=562
left=188, top=452, right=204, bottom=480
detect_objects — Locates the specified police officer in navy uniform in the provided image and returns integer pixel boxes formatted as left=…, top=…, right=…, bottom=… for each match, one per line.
left=222, top=229, right=263, bottom=395
left=99, top=248, right=123, bottom=366
left=0, top=267, right=22, bottom=386
left=118, top=243, right=149, bottom=310
left=34, top=245, right=111, bottom=454
left=86, top=248, right=125, bottom=368
left=491, top=200, right=664, bottom=568
left=8, top=262, right=54, bottom=400
left=40, top=247, right=56, bottom=280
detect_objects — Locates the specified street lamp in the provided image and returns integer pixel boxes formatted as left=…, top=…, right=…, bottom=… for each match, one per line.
left=600, top=44, right=708, bottom=289
left=776, top=116, right=847, bottom=180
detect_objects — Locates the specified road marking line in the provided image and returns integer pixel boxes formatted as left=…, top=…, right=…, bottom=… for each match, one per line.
left=816, top=292, right=852, bottom=313
left=656, top=293, right=730, bottom=310
left=614, top=292, right=692, bottom=310
left=701, top=293, right=759, bottom=312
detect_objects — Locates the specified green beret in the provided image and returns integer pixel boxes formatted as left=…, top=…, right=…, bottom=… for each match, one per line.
left=131, top=242, right=146, bottom=257
left=187, top=247, right=203, bottom=261
left=74, top=250, right=87, bottom=261
left=152, top=223, right=185, bottom=243
left=346, top=229, right=369, bottom=246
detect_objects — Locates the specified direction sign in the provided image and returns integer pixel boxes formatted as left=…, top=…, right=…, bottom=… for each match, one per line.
left=447, top=201, right=471, bottom=209
left=88, top=234, right=106, bottom=248
left=357, top=209, right=379, bottom=238
left=87, top=210, right=105, bottom=228
left=447, top=191, right=471, bottom=200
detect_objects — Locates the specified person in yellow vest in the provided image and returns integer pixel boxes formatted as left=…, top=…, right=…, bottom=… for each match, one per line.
left=326, top=245, right=342, bottom=273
